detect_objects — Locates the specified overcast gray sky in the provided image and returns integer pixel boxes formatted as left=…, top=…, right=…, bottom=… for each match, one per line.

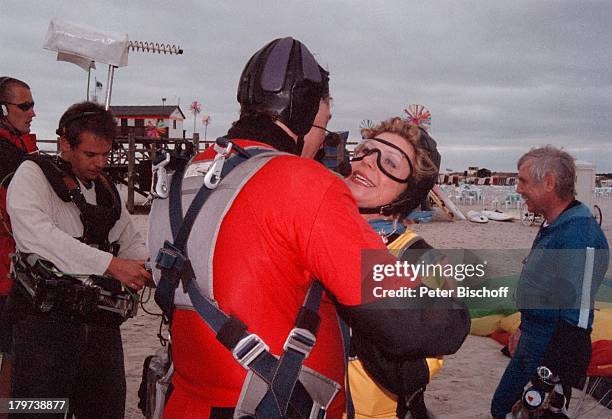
left=2, top=0, right=610, bottom=171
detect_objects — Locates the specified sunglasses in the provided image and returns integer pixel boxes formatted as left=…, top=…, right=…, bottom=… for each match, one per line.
left=6, top=101, right=35, bottom=112
left=352, top=138, right=414, bottom=183
left=311, top=124, right=341, bottom=147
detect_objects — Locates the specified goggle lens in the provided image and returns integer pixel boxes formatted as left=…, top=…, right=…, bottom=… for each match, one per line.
left=352, top=138, right=413, bottom=183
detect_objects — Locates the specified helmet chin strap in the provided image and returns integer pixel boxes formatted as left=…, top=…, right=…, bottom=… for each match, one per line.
left=295, top=135, right=305, bottom=155
left=357, top=185, right=417, bottom=216
left=358, top=199, right=405, bottom=216
left=358, top=206, right=384, bottom=215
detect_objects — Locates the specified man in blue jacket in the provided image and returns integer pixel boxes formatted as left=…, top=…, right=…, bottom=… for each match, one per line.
left=491, top=146, right=609, bottom=417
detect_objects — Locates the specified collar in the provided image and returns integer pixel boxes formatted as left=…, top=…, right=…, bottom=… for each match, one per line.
left=0, top=120, right=21, bottom=138
left=227, top=114, right=299, bottom=155
left=538, top=199, right=581, bottom=234
left=80, top=178, right=94, bottom=190
left=542, top=199, right=580, bottom=229
left=0, top=121, right=27, bottom=150
left=368, top=218, right=406, bottom=244
left=53, top=156, right=86, bottom=186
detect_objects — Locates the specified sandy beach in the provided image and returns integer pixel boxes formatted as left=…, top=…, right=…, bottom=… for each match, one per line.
left=121, top=190, right=612, bottom=418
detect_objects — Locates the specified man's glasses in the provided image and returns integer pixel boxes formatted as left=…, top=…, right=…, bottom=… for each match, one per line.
left=352, top=138, right=413, bottom=183
left=6, top=101, right=35, bottom=112
left=311, top=124, right=341, bottom=147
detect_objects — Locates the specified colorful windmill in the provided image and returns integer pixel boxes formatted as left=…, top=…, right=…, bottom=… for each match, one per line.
left=359, top=119, right=374, bottom=129
left=359, top=119, right=374, bottom=139
left=190, top=100, right=201, bottom=133
left=404, top=104, right=432, bottom=131
left=145, top=119, right=167, bottom=139
left=201, top=115, right=211, bottom=140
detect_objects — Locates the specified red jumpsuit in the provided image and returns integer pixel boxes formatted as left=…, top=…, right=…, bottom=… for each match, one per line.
left=165, top=140, right=387, bottom=418
left=0, top=127, right=37, bottom=295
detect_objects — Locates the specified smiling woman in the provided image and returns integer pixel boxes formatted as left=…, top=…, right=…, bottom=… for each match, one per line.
left=342, top=116, right=466, bottom=418
left=345, top=116, right=440, bottom=221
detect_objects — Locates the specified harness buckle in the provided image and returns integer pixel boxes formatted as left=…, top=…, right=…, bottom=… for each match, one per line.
left=283, top=328, right=316, bottom=359
left=155, top=242, right=195, bottom=292
left=204, top=140, right=233, bottom=189
left=151, top=151, right=171, bottom=199
left=232, top=334, right=269, bottom=369
left=155, top=247, right=183, bottom=271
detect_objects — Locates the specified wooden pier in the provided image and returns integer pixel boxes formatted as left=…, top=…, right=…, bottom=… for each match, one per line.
left=38, top=133, right=214, bottom=213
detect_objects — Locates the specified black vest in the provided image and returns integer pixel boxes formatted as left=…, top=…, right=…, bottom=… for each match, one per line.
left=0, top=135, right=27, bottom=187
left=28, top=155, right=122, bottom=253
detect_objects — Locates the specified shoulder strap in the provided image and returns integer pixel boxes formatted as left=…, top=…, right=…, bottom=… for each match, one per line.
left=95, top=174, right=122, bottom=212
left=26, top=155, right=73, bottom=202
left=169, top=147, right=274, bottom=252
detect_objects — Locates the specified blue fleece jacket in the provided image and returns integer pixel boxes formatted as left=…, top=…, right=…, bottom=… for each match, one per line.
left=492, top=202, right=609, bottom=416
left=516, top=201, right=609, bottom=329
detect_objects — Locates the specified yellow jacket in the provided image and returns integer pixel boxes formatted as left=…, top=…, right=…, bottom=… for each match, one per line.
left=346, top=229, right=444, bottom=419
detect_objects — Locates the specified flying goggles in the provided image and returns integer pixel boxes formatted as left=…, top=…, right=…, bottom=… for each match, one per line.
left=352, top=138, right=413, bottom=183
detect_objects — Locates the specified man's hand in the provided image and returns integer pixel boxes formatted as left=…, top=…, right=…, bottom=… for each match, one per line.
left=105, top=257, right=152, bottom=291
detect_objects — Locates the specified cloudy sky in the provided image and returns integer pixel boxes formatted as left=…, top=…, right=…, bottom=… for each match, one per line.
left=2, top=0, right=610, bottom=171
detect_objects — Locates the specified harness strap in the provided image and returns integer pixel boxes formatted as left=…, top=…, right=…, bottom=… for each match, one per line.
left=168, top=160, right=184, bottom=240
left=256, top=281, right=323, bottom=416
left=170, top=148, right=270, bottom=252
left=339, top=318, right=355, bottom=419
left=185, top=279, right=323, bottom=417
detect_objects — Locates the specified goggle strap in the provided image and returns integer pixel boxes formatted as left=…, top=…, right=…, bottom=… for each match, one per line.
left=353, top=139, right=414, bottom=183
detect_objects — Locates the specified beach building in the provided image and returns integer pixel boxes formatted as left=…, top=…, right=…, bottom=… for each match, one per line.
left=110, top=105, right=186, bottom=138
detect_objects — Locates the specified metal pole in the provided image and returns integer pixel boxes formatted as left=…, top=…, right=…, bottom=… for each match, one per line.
left=127, top=132, right=135, bottom=214
left=104, top=65, right=116, bottom=111
left=86, top=66, right=91, bottom=101
left=193, top=132, right=199, bottom=153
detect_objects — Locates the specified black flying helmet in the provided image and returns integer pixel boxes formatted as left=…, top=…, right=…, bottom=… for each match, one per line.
left=237, top=37, right=329, bottom=136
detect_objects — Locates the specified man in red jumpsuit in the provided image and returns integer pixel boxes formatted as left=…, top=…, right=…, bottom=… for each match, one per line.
left=0, top=76, right=37, bottom=395
left=0, top=77, right=37, bottom=305
left=151, top=38, right=468, bottom=418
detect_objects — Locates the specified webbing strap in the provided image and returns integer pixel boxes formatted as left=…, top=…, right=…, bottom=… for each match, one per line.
left=339, top=318, right=355, bottom=419
left=256, top=281, right=323, bottom=416
left=169, top=149, right=271, bottom=252
left=168, top=162, right=185, bottom=240
left=185, top=279, right=324, bottom=417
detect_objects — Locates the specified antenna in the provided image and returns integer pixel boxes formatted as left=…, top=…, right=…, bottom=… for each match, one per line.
left=128, top=41, right=183, bottom=55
